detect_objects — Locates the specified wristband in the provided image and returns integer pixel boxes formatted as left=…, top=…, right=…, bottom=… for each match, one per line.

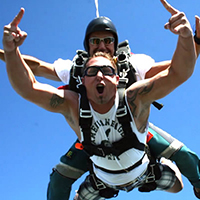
left=194, top=31, right=200, bottom=45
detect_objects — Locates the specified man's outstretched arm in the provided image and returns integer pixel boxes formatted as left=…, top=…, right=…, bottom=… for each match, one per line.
left=0, top=48, right=60, bottom=81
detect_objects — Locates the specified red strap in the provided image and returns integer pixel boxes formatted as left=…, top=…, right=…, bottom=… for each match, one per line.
left=57, top=85, right=69, bottom=90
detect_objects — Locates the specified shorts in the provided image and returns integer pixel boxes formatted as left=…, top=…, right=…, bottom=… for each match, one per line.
left=76, top=163, right=176, bottom=200
left=155, top=163, right=176, bottom=190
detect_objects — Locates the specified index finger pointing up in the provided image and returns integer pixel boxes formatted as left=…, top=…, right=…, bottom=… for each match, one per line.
left=10, top=8, right=25, bottom=27
left=160, top=0, right=178, bottom=15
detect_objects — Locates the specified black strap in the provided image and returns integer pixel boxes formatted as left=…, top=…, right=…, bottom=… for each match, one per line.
left=117, top=79, right=145, bottom=151
left=79, top=84, right=92, bottom=145
left=94, top=153, right=146, bottom=174
left=79, top=79, right=145, bottom=158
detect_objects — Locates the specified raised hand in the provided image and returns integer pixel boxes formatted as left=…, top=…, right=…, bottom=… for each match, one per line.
left=3, top=8, right=27, bottom=52
left=160, top=0, right=193, bottom=38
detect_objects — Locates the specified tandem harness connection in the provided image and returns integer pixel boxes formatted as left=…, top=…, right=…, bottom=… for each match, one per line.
left=71, top=41, right=165, bottom=198
left=68, top=40, right=163, bottom=109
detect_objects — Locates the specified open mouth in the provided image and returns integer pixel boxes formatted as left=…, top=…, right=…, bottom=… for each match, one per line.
left=96, top=84, right=104, bottom=94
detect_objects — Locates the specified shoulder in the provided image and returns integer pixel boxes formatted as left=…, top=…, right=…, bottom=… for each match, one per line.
left=53, top=58, right=73, bottom=84
left=130, top=54, right=155, bottom=64
left=129, top=54, right=155, bottom=81
left=53, top=58, right=73, bottom=69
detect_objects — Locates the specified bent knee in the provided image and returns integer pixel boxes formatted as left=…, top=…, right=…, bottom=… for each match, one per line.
left=166, top=178, right=183, bottom=193
left=162, top=158, right=183, bottom=193
left=55, top=163, right=86, bottom=179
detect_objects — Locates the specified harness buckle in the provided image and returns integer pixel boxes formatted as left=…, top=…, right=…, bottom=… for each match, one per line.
left=91, top=174, right=107, bottom=190
left=145, top=164, right=156, bottom=183
left=80, top=108, right=92, bottom=118
left=116, top=106, right=127, bottom=117
left=119, top=68, right=130, bottom=79
left=97, top=147, right=106, bottom=157
left=76, top=76, right=83, bottom=89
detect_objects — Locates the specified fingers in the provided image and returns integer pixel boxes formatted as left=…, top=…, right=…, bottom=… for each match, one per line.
left=160, top=0, right=178, bottom=15
left=161, top=0, right=192, bottom=38
left=10, top=8, right=25, bottom=27
left=164, top=12, right=185, bottom=33
left=3, top=30, right=15, bottom=42
left=3, top=8, right=27, bottom=52
left=15, top=31, right=27, bottom=46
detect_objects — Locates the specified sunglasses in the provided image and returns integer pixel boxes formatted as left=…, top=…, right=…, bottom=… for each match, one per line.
left=89, top=37, right=115, bottom=45
left=83, top=65, right=116, bottom=77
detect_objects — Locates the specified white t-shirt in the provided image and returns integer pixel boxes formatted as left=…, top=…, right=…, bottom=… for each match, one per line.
left=54, top=54, right=155, bottom=84
left=53, top=58, right=72, bottom=84
left=129, top=54, right=155, bottom=81
left=80, top=92, right=149, bottom=185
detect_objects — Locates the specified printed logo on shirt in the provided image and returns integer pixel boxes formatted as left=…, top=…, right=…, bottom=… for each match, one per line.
left=90, top=118, right=124, bottom=145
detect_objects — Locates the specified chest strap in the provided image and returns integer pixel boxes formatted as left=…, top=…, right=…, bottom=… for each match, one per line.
left=94, top=153, right=146, bottom=174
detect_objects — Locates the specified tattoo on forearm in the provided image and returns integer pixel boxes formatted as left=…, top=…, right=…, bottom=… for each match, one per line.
left=50, top=94, right=64, bottom=108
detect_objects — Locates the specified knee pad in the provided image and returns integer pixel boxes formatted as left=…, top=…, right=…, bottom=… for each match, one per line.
left=159, top=140, right=184, bottom=159
left=55, top=162, right=86, bottom=179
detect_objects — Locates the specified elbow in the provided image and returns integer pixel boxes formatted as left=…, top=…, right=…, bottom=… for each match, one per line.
left=12, top=81, right=36, bottom=101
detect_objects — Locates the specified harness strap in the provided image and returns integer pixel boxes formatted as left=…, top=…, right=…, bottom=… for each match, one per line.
left=79, top=84, right=92, bottom=145
left=94, top=153, right=146, bottom=174
left=79, top=78, right=145, bottom=158
left=117, top=79, right=145, bottom=151
left=82, top=133, right=145, bottom=158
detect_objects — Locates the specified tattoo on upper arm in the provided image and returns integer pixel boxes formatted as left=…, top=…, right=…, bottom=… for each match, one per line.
left=127, top=89, right=138, bottom=116
left=50, top=94, right=64, bottom=108
left=138, top=115, right=149, bottom=132
left=127, top=82, right=154, bottom=116
left=138, top=82, right=154, bottom=95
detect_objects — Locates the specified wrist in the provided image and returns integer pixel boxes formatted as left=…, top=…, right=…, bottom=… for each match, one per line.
left=194, top=31, right=200, bottom=45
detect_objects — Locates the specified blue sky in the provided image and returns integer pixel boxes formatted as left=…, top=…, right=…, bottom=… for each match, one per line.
left=1, top=0, right=200, bottom=199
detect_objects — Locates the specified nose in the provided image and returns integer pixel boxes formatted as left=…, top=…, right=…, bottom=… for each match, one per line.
left=97, top=41, right=107, bottom=52
left=96, top=69, right=103, bottom=78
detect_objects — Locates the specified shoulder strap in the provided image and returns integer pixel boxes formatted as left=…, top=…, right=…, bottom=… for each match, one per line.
left=116, top=40, right=163, bottom=110
left=79, top=84, right=92, bottom=145
left=116, top=79, right=145, bottom=151
left=79, top=79, right=146, bottom=158
left=116, top=40, right=137, bottom=87
left=69, top=50, right=89, bottom=93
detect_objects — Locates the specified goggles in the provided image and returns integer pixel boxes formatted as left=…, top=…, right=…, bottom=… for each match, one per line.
left=89, top=37, right=115, bottom=45
left=83, top=65, right=116, bottom=77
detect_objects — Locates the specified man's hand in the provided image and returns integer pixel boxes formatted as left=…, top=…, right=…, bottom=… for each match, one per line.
left=160, top=0, right=193, bottom=38
left=3, top=8, right=27, bottom=53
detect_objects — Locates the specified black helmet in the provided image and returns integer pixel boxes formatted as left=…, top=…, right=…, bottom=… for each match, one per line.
left=83, top=16, right=118, bottom=54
